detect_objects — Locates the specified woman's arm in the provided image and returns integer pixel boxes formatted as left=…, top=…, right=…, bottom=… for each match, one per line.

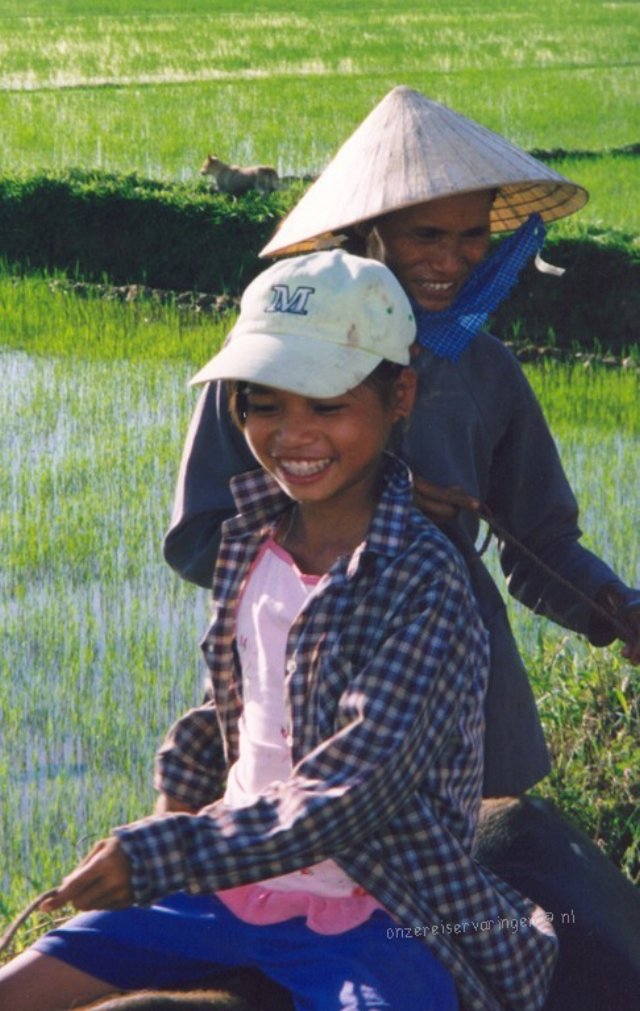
left=483, top=358, right=638, bottom=649
left=163, top=382, right=256, bottom=588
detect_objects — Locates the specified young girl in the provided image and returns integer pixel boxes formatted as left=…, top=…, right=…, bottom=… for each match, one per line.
left=0, top=251, right=557, bottom=1011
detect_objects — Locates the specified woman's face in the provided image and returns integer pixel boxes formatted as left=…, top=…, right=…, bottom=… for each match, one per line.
left=367, top=191, right=494, bottom=312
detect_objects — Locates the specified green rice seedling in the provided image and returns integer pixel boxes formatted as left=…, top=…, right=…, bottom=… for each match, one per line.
left=0, top=351, right=212, bottom=923
left=489, top=361, right=634, bottom=877
left=546, top=155, right=640, bottom=240
left=0, top=271, right=229, bottom=362
left=1, top=73, right=638, bottom=184
left=529, top=637, right=639, bottom=883
left=1, top=1, right=638, bottom=92
left=488, top=361, right=640, bottom=644
left=0, top=0, right=637, bottom=181
left=477, top=360, right=639, bottom=881
left=526, top=360, right=640, bottom=437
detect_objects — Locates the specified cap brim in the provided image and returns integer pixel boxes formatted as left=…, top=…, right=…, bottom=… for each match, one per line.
left=190, top=331, right=392, bottom=398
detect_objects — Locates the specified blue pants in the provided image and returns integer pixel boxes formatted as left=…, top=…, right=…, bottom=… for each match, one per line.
left=34, top=892, right=458, bottom=1011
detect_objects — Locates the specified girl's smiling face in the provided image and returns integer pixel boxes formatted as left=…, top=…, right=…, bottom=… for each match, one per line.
left=242, top=372, right=415, bottom=512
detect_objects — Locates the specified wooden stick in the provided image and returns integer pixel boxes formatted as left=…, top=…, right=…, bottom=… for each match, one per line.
left=0, top=889, right=59, bottom=956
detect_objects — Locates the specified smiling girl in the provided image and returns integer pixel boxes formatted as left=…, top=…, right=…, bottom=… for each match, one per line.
left=0, top=251, right=556, bottom=1011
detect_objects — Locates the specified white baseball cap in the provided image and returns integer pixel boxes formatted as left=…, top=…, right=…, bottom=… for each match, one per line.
left=190, top=250, right=415, bottom=397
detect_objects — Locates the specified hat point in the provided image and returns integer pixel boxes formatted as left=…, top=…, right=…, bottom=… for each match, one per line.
left=261, top=87, right=588, bottom=257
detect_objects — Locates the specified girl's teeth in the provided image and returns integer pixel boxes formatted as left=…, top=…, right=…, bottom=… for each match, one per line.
left=282, top=459, right=330, bottom=476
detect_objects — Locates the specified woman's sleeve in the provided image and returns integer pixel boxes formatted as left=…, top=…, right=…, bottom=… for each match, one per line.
left=163, top=382, right=256, bottom=588
left=485, top=360, right=624, bottom=641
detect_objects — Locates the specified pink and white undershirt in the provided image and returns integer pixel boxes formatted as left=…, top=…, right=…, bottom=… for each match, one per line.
left=216, top=537, right=382, bottom=934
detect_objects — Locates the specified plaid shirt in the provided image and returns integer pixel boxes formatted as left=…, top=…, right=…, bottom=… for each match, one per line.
left=116, top=455, right=557, bottom=1010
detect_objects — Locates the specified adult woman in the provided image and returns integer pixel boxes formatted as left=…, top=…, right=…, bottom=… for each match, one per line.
left=165, top=88, right=639, bottom=795
left=162, top=88, right=640, bottom=1008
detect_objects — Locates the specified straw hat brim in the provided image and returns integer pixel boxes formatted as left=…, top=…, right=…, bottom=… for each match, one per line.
left=261, top=87, right=588, bottom=258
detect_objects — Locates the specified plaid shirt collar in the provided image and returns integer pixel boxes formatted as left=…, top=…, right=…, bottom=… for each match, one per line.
left=225, top=451, right=412, bottom=569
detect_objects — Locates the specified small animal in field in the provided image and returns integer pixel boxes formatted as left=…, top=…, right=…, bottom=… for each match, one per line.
left=200, top=154, right=279, bottom=195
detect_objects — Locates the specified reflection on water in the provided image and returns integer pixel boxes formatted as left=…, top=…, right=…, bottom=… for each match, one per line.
left=1, top=351, right=210, bottom=898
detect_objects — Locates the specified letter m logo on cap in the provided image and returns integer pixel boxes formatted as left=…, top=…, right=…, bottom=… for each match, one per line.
left=266, top=284, right=315, bottom=316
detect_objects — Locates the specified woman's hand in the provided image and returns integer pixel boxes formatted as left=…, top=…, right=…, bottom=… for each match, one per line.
left=413, top=475, right=480, bottom=523
left=39, top=837, right=133, bottom=913
left=594, top=583, right=640, bottom=665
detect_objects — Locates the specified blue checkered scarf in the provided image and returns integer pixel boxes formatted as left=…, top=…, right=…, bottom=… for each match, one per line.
left=412, top=213, right=547, bottom=362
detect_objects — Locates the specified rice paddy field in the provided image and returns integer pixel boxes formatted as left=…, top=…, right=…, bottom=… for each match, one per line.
left=0, top=0, right=638, bottom=229
left=0, top=0, right=639, bottom=939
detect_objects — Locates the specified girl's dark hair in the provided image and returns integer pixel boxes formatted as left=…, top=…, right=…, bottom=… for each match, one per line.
left=226, top=360, right=405, bottom=430
left=227, top=380, right=251, bottom=429
left=361, top=359, right=405, bottom=405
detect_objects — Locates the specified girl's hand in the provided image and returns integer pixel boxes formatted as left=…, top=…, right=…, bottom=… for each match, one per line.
left=413, top=476, right=480, bottom=523
left=39, top=837, right=133, bottom=913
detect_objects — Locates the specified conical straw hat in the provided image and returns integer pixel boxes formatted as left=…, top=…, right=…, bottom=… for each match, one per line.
left=261, top=86, right=588, bottom=257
